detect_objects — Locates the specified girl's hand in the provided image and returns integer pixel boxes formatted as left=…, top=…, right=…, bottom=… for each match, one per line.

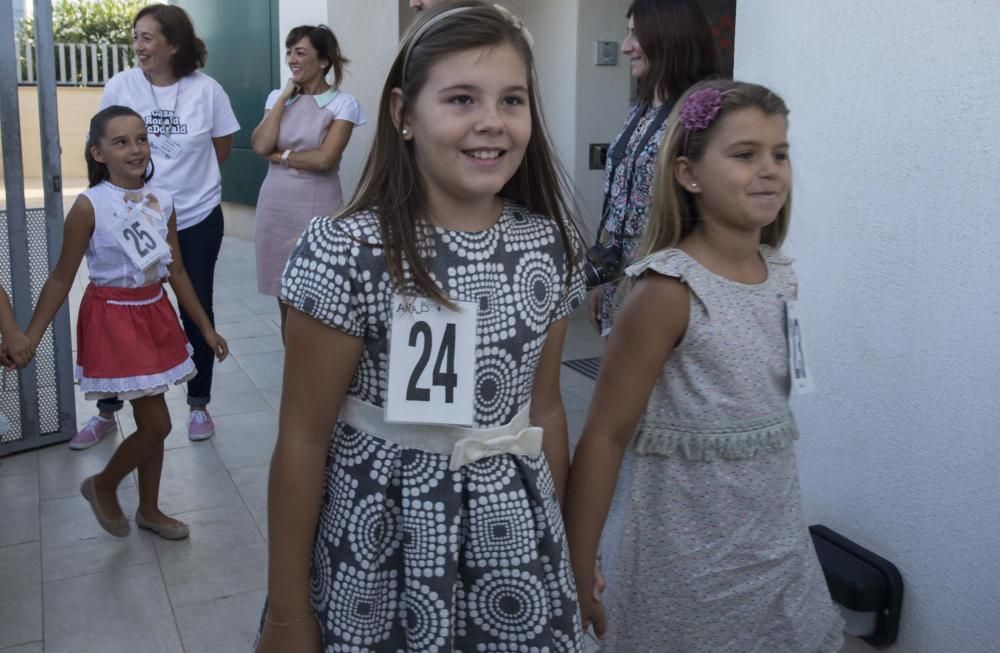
left=578, top=587, right=607, bottom=641
left=204, top=330, right=229, bottom=361
left=592, top=561, right=607, bottom=603
left=586, top=288, right=602, bottom=334
left=2, top=331, right=36, bottom=369
left=255, top=615, right=321, bottom=653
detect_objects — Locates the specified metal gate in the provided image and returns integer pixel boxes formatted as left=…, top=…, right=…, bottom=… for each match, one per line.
left=1, top=0, right=76, bottom=455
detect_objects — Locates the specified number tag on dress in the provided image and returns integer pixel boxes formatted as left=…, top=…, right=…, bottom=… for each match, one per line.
left=786, top=300, right=816, bottom=394
left=385, top=294, right=477, bottom=426
left=153, top=135, right=183, bottom=160
left=111, top=204, right=170, bottom=270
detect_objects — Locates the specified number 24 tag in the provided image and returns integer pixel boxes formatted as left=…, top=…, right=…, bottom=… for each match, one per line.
left=385, top=294, right=477, bottom=426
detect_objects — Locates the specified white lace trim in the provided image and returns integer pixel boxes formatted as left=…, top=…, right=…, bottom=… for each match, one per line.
left=76, top=346, right=195, bottom=394
left=106, top=288, right=165, bottom=306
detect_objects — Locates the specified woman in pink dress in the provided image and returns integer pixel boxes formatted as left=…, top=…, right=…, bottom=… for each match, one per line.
left=251, top=25, right=366, bottom=334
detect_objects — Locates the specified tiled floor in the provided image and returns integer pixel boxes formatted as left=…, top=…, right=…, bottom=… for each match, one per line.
left=0, top=235, right=603, bottom=653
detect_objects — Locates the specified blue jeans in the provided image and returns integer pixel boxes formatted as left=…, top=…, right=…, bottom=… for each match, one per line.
left=98, top=205, right=224, bottom=413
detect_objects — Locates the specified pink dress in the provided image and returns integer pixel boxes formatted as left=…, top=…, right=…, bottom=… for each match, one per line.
left=254, top=89, right=365, bottom=296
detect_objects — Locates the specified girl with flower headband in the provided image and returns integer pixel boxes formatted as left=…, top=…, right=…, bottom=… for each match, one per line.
left=564, top=79, right=845, bottom=651
left=256, top=2, right=585, bottom=651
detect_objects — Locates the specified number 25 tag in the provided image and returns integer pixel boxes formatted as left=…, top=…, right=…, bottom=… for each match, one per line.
left=112, top=205, right=170, bottom=271
left=385, top=294, right=477, bottom=426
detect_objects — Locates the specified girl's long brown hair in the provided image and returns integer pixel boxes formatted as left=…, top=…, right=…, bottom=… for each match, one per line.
left=339, top=1, right=580, bottom=305
left=642, top=79, right=792, bottom=257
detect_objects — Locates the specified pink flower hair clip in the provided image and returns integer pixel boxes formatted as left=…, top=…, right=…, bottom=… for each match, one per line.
left=680, top=87, right=729, bottom=154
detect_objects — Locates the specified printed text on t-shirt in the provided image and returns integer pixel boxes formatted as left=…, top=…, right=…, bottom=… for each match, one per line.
left=144, top=109, right=188, bottom=136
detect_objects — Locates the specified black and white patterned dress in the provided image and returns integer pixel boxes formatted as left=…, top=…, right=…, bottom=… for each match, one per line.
left=273, top=202, right=586, bottom=652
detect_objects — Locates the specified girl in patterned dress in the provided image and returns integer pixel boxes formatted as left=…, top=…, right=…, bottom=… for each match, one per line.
left=257, top=3, right=585, bottom=652
left=564, top=80, right=845, bottom=652
left=11, top=106, right=228, bottom=539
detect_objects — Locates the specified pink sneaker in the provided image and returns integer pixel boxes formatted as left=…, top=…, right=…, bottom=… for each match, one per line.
left=187, top=410, right=215, bottom=441
left=69, top=416, right=117, bottom=450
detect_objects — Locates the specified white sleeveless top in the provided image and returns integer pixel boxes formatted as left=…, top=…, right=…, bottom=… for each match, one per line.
left=81, top=181, right=173, bottom=288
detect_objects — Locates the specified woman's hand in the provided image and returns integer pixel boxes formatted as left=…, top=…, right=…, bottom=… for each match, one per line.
left=277, top=79, right=300, bottom=103
left=204, top=330, right=229, bottom=361
left=586, top=288, right=602, bottom=334
left=255, top=615, right=321, bottom=653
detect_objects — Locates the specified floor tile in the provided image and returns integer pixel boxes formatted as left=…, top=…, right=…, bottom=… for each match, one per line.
left=234, top=350, right=285, bottom=390
left=213, top=353, right=246, bottom=378
left=214, top=316, right=279, bottom=340
left=561, top=367, right=598, bottom=394
left=213, top=297, right=255, bottom=322
left=0, top=642, right=44, bottom=653
left=155, top=502, right=266, bottom=608
left=0, top=542, right=42, bottom=649
left=198, top=375, right=271, bottom=420
left=0, top=451, right=37, bottom=477
left=259, top=386, right=282, bottom=413
left=561, top=386, right=590, bottom=414
left=37, top=433, right=134, bottom=501
left=567, top=409, right=588, bottom=450
left=227, top=334, right=284, bottom=356
left=230, top=464, right=268, bottom=536
left=211, top=411, right=278, bottom=471
left=155, top=444, right=240, bottom=516
left=43, top=562, right=183, bottom=653
left=174, top=589, right=266, bottom=653
left=0, top=473, right=39, bottom=547
left=40, top=492, right=156, bottom=583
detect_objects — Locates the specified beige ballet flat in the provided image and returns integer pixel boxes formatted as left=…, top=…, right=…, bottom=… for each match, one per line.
left=135, top=510, right=190, bottom=540
left=80, top=476, right=129, bottom=537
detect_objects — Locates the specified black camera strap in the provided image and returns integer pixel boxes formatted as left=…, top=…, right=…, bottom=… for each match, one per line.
left=596, top=97, right=677, bottom=245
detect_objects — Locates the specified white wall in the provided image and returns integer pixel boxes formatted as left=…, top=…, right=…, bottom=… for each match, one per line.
left=521, top=0, right=578, bottom=197
left=277, top=0, right=328, bottom=88
left=275, top=0, right=399, bottom=203
left=735, top=2, right=1000, bottom=652
left=572, top=0, right=632, bottom=234
left=325, top=0, right=400, bottom=198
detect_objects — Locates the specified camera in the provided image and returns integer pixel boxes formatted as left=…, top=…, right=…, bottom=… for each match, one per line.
left=583, top=242, right=624, bottom=289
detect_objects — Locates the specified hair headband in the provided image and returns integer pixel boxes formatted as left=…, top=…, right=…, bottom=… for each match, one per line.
left=680, top=87, right=733, bottom=155
left=400, top=4, right=535, bottom=87
left=401, top=6, right=475, bottom=87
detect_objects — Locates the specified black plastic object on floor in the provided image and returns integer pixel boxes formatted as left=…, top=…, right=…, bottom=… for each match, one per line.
left=562, top=357, right=602, bottom=380
left=810, top=524, right=904, bottom=647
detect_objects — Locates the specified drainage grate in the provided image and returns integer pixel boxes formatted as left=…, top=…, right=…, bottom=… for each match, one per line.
left=562, top=357, right=601, bottom=381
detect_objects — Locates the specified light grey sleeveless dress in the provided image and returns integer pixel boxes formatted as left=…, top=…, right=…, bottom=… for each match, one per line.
left=598, top=246, right=844, bottom=653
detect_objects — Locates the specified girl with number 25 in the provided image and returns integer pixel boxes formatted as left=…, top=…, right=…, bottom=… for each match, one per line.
left=10, top=105, right=228, bottom=541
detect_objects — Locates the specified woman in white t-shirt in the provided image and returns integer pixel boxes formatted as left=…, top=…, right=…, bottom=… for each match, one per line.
left=250, top=25, right=365, bottom=336
left=84, top=3, right=240, bottom=445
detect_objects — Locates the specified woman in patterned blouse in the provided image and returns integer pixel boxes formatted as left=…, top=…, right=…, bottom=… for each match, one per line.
left=587, top=0, right=721, bottom=336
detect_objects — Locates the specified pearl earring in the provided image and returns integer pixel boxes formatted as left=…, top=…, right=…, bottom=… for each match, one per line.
left=691, top=183, right=698, bottom=189
left=401, top=127, right=411, bottom=138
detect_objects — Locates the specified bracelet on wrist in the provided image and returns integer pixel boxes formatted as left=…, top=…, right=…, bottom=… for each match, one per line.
left=280, top=149, right=292, bottom=168
left=264, top=611, right=310, bottom=628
